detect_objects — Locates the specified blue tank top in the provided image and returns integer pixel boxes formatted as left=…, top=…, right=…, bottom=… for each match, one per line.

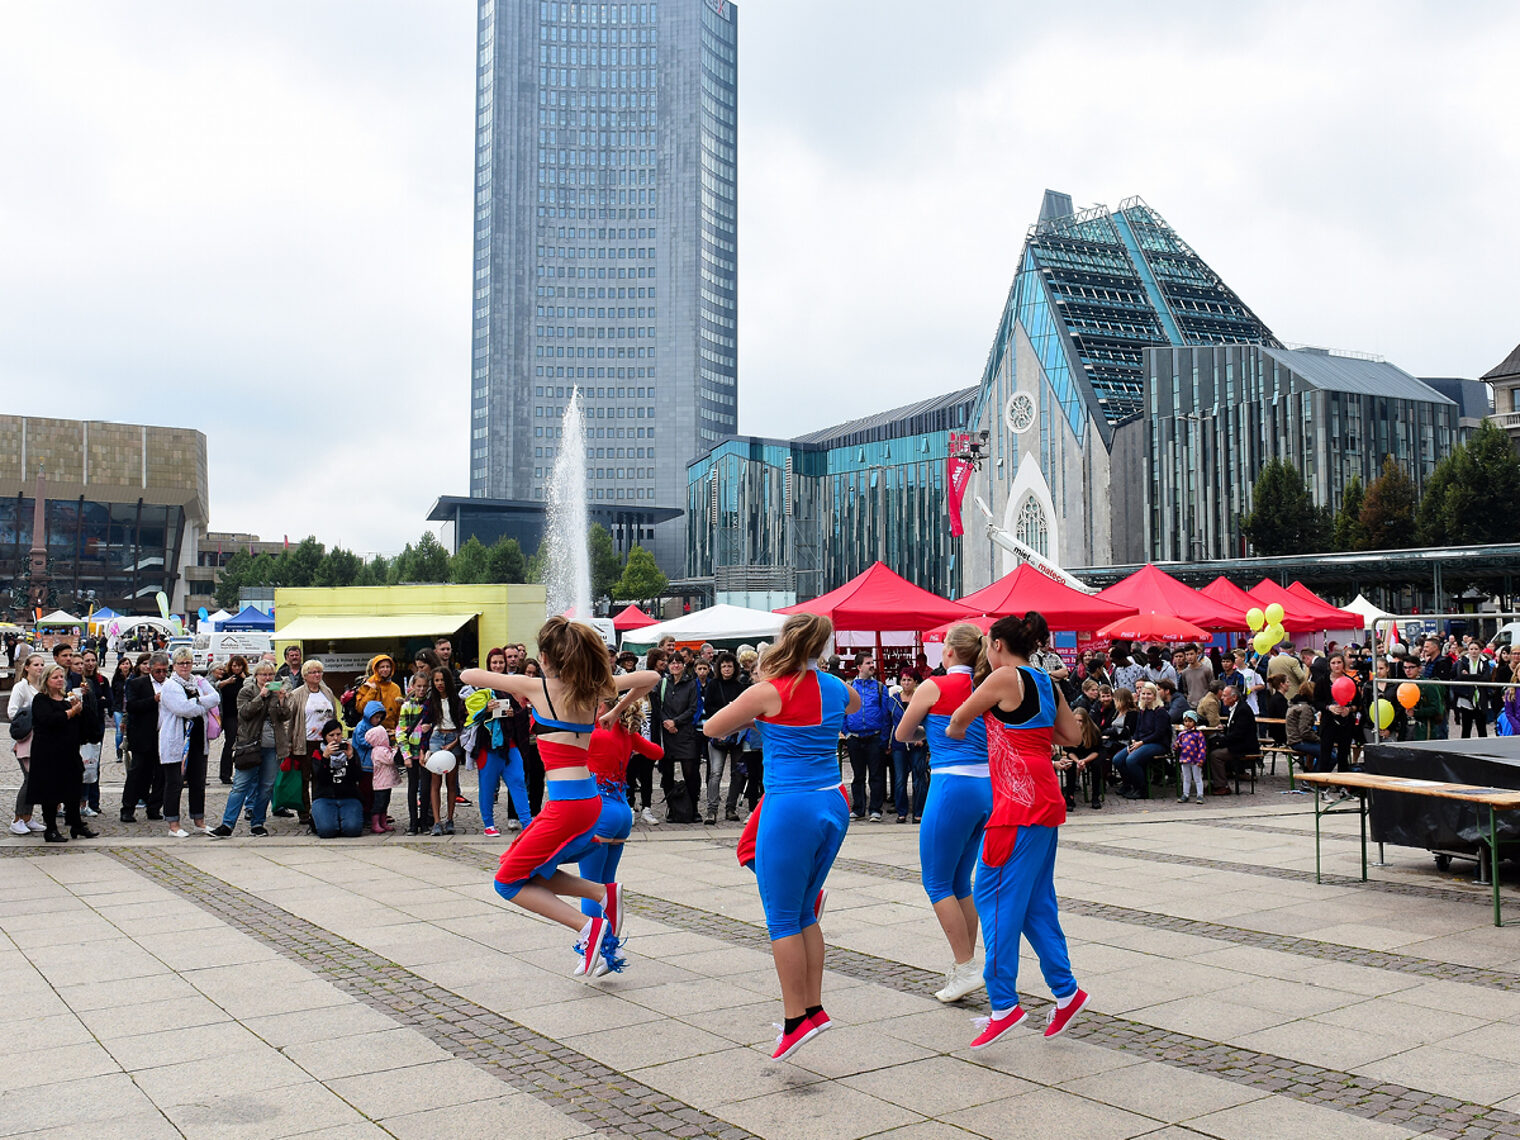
left=756, top=668, right=849, bottom=794
left=923, top=667, right=989, bottom=771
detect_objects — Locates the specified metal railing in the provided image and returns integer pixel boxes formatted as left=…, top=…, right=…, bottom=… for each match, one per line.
left=1368, top=613, right=1519, bottom=745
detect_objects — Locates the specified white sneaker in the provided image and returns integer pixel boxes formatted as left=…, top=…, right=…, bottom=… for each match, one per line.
left=8, top=821, right=29, bottom=836
left=25, top=820, right=45, bottom=833
left=82, top=807, right=99, bottom=817
left=506, top=818, right=521, bottom=831
left=641, top=806, right=659, bottom=826
left=934, top=959, right=985, bottom=1003
left=166, top=827, right=189, bottom=838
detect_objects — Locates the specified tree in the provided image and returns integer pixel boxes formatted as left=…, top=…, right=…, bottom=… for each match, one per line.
left=1359, top=454, right=1419, bottom=550
left=412, top=532, right=451, bottom=583
left=613, top=545, right=668, bottom=603
left=1444, top=419, right=1520, bottom=545
left=314, top=546, right=362, bottom=587
left=1332, top=475, right=1367, bottom=552
left=1240, top=460, right=1328, bottom=556
left=215, top=550, right=253, bottom=610
left=525, top=540, right=549, bottom=585
left=486, top=537, right=526, bottom=583
left=589, top=524, right=623, bottom=603
left=353, top=555, right=389, bottom=587
left=388, top=543, right=416, bottom=584
left=249, top=552, right=279, bottom=588
left=1416, top=453, right=1457, bottom=548
left=279, top=536, right=326, bottom=587
left=450, top=535, right=491, bottom=584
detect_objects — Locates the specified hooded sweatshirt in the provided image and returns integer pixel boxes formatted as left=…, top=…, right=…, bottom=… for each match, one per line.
left=351, top=700, right=387, bottom=773
left=354, top=655, right=403, bottom=731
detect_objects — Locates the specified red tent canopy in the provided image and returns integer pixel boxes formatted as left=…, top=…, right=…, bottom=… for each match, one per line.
left=922, top=613, right=994, bottom=644
left=1201, top=576, right=1318, bottom=634
left=1094, top=564, right=1243, bottom=632
left=1250, top=579, right=1358, bottom=631
left=959, top=563, right=1137, bottom=631
left=778, top=561, right=974, bottom=631
left=1286, top=582, right=1363, bottom=628
left=611, top=604, right=658, bottom=632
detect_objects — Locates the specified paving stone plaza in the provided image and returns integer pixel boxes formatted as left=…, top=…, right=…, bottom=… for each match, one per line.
left=4, top=772, right=1520, bottom=1140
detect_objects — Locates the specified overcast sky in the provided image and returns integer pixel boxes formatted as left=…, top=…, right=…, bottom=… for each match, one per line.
left=3, top=1, right=1514, bottom=555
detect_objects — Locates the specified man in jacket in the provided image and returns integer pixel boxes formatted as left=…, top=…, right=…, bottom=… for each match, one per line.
left=842, top=653, right=893, bottom=821
left=120, top=653, right=169, bottom=822
left=1420, top=637, right=1454, bottom=739
left=657, top=654, right=702, bottom=821
left=1207, top=686, right=1258, bottom=794
left=353, top=654, right=404, bottom=732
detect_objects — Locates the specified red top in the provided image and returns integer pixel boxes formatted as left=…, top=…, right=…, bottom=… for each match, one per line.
left=537, top=738, right=595, bottom=773
left=930, top=671, right=973, bottom=715
left=585, top=722, right=663, bottom=783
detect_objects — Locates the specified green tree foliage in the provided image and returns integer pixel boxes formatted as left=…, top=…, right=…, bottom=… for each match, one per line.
left=525, top=540, right=548, bottom=585
left=1416, top=453, right=1457, bottom=548
left=279, top=536, right=326, bottom=587
left=1359, top=454, right=1419, bottom=550
left=1332, top=475, right=1368, bottom=552
left=313, top=547, right=362, bottom=587
left=1240, top=460, right=1329, bottom=556
left=353, top=555, right=389, bottom=587
left=450, top=535, right=491, bottom=584
left=588, top=524, right=623, bottom=603
left=214, top=550, right=253, bottom=609
left=1444, top=419, right=1520, bottom=545
left=486, top=537, right=526, bottom=583
left=412, top=532, right=451, bottom=583
left=387, top=542, right=416, bottom=584
left=613, top=545, right=668, bottom=603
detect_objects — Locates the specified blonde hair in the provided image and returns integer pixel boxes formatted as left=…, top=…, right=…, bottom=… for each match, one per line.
left=302, top=660, right=325, bottom=677
left=1136, top=683, right=1160, bottom=710
left=758, top=613, right=833, bottom=682
left=171, top=647, right=195, bottom=665
left=252, top=661, right=276, bottom=678
left=942, top=622, right=990, bottom=684
left=38, top=663, right=68, bottom=693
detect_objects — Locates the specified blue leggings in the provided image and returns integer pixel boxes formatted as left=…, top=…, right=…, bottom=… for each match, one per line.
left=918, top=773, right=992, bottom=903
left=754, top=789, right=850, bottom=940
left=578, top=793, right=635, bottom=918
left=479, top=747, right=532, bottom=830
left=974, top=825, right=1076, bottom=1011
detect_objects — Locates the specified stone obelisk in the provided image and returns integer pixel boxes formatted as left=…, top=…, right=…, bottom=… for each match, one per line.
left=28, top=465, right=49, bottom=614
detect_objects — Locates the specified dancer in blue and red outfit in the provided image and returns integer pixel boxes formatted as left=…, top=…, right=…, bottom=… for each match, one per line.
left=894, top=621, right=993, bottom=1004
left=461, top=618, right=658, bottom=979
left=947, top=611, right=1089, bottom=1048
left=703, top=613, right=861, bottom=1062
left=564, top=698, right=664, bottom=975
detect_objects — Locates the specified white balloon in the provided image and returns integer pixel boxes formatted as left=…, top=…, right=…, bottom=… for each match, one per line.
left=424, top=750, right=458, bottom=775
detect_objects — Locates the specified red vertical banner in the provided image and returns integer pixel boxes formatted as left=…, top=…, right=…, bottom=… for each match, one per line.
left=946, top=432, right=974, bottom=537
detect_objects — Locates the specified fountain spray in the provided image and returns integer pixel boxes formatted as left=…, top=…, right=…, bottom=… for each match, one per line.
left=545, top=388, right=593, bottom=620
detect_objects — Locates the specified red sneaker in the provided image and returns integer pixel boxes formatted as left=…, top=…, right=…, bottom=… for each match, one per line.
left=603, top=881, right=624, bottom=938
left=770, top=1019, right=820, bottom=1062
left=575, top=917, right=609, bottom=978
left=1043, top=989, right=1089, bottom=1038
left=969, top=1006, right=1026, bottom=1050
left=807, top=1008, right=832, bottom=1033
left=814, top=888, right=827, bottom=921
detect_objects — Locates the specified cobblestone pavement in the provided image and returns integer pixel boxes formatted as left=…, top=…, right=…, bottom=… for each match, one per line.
left=4, top=774, right=1520, bottom=1140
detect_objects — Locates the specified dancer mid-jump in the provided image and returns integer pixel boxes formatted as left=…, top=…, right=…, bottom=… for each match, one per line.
left=703, top=613, right=860, bottom=1062
left=894, top=621, right=993, bottom=1003
left=947, top=611, right=1089, bottom=1048
left=462, top=618, right=658, bottom=979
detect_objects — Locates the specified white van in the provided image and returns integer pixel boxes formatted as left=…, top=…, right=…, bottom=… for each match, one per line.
left=192, top=631, right=275, bottom=672
left=1488, top=622, right=1520, bottom=653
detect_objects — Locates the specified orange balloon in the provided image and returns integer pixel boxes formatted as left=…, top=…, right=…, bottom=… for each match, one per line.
left=1397, top=682, right=1421, bottom=710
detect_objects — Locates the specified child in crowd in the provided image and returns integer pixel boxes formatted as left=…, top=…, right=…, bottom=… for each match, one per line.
left=366, top=723, right=398, bottom=834
left=397, top=673, right=432, bottom=834
left=351, top=701, right=385, bottom=822
left=1176, top=709, right=1207, bottom=804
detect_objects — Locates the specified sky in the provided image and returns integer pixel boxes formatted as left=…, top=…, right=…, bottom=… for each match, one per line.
left=2, top=0, right=1515, bottom=556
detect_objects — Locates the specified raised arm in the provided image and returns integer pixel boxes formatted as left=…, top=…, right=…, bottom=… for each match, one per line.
left=602, top=670, right=659, bottom=725
left=459, top=668, right=542, bottom=703
left=703, top=681, right=780, bottom=738
left=947, top=666, right=1021, bottom=739
left=894, top=678, right=939, bottom=743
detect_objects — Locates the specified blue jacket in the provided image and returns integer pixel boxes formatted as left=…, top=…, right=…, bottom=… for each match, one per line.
left=843, top=678, right=892, bottom=737
left=352, top=700, right=386, bottom=773
left=1133, top=707, right=1173, bottom=747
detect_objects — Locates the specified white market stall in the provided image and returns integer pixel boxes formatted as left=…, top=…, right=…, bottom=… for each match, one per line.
left=619, top=604, right=786, bottom=653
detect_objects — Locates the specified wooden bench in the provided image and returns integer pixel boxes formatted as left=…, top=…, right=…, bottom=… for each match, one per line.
left=1254, top=717, right=1298, bottom=790
left=1295, top=771, right=1520, bottom=927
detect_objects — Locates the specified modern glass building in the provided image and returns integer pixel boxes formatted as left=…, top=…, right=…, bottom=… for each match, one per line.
left=962, top=191, right=1278, bottom=587
left=685, top=388, right=977, bottom=605
left=1143, top=345, right=1471, bottom=561
left=0, top=416, right=209, bottom=616
left=469, top=0, right=737, bottom=573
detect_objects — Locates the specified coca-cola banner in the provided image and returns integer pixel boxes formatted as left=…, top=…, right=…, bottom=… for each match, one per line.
left=947, top=432, right=975, bottom=537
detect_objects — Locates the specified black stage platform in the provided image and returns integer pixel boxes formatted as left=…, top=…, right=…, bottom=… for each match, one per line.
left=1364, top=736, right=1520, bottom=852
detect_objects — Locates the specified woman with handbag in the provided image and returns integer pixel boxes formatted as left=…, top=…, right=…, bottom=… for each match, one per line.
left=26, top=664, right=95, bottom=842
left=8, top=653, right=46, bottom=836
left=703, top=652, right=748, bottom=823
left=158, top=648, right=220, bottom=837
left=281, top=659, right=340, bottom=827
left=211, top=660, right=289, bottom=837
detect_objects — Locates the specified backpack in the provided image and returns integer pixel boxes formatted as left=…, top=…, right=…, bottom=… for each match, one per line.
left=665, top=780, right=696, bottom=824
left=340, top=683, right=364, bottom=729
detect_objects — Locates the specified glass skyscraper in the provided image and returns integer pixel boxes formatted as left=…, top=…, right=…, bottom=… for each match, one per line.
left=469, top=0, right=737, bottom=572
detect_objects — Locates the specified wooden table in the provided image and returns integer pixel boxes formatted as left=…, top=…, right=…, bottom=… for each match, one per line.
left=1295, top=771, right=1520, bottom=926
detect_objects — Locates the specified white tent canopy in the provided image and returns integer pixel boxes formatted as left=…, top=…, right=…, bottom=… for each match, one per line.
left=37, top=610, right=86, bottom=626
left=1343, top=594, right=1393, bottom=631
left=620, top=604, right=786, bottom=649
left=203, top=609, right=233, bottom=630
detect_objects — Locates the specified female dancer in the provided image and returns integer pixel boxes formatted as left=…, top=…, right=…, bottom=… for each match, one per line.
left=947, top=611, right=1088, bottom=1048
left=567, top=698, right=664, bottom=975
left=703, top=613, right=860, bottom=1062
left=461, top=618, right=657, bottom=978
left=893, top=622, right=992, bottom=1003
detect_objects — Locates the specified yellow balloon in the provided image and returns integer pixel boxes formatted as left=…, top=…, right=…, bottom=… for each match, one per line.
left=1264, top=603, right=1285, bottom=626
left=1246, top=608, right=1265, bottom=632
left=1373, top=699, right=1395, bottom=731
left=1266, top=622, right=1286, bottom=643
left=1253, top=631, right=1275, bottom=655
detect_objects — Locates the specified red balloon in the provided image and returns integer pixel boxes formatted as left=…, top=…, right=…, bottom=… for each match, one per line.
left=1331, top=676, right=1356, bottom=706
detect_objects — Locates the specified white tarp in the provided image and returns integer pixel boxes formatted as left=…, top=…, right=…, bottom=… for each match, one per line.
left=620, top=604, right=786, bottom=648
left=1343, top=594, right=1392, bottom=631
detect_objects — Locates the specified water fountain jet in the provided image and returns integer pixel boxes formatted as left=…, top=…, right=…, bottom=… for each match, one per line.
left=545, top=388, right=593, bottom=621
